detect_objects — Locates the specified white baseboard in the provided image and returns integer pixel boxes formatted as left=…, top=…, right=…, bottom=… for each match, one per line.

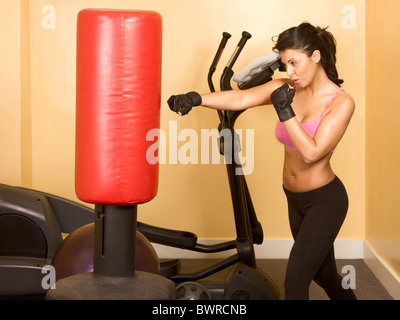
left=153, top=238, right=364, bottom=260
left=364, top=241, right=400, bottom=300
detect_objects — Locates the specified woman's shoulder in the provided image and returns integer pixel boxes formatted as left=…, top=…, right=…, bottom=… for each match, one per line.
left=327, top=87, right=355, bottom=118
left=336, top=88, right=355, bottom=109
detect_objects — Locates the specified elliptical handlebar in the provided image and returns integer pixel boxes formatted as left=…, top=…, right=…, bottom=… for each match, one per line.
left=225, top=31, right=252, bottom=70
left=208, top=32, right=231, bottom=87
left=208, top=32, right=232, bottom=122
left=209, top=32, right=231, bottom=80
left=206, top=31, right=252, bottom=125
left=209, top=31, right=284, bottom=126
left=220, top=31, right=252, bottom=92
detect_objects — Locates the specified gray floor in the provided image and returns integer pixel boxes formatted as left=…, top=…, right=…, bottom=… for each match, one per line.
left=178, top=259, right=393, bottom=300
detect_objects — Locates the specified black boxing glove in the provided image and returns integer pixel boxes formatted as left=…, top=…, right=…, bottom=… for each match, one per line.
left=167, top=91, right=202, bottom=115
left=270, top=83, right=296, bottom=122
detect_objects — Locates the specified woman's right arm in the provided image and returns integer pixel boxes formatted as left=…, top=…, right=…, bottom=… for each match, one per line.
left=201, top=78, right=289, bottom=111
left=168, top=78, right=290, bottom=115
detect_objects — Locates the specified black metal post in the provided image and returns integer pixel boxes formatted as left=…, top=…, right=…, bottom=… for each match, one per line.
left=94, top=204, right=137, bottom=277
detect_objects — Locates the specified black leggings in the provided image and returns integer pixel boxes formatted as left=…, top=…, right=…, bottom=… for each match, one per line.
left=283, top=176, right=357, bottom=300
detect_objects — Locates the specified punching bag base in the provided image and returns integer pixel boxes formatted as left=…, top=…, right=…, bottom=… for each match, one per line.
left=46, top=271, right=175, bottom=300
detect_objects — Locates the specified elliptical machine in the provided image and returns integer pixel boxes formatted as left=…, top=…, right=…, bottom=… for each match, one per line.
left=0, top=184, right=93, bottom=298
left=139, top=31, right=284, bottom=300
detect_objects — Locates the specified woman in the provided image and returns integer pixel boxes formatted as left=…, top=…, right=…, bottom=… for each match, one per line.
left=168, top=22, right=356, bottom=300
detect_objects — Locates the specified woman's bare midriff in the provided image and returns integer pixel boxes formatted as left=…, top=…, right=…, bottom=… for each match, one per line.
left=282, top=148, right=336, bottom=193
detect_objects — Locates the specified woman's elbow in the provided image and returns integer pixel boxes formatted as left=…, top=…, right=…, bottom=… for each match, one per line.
left=303, top=156, right=317, bottom=165
left=302, top=149, right=330, bottom=164
left=301, top=149, right=324, bottom=164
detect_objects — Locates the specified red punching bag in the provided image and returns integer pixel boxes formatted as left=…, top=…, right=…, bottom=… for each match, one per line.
left=47, top=9, right=175, bottom=300
left=75, top=9, right=162, bottom=205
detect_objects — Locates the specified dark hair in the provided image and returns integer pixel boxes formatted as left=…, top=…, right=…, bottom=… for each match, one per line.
left=273, top=22, right=343, bottom=86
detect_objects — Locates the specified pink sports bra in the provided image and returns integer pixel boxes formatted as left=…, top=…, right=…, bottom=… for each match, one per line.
left=275, top=88, right=342, bottom=151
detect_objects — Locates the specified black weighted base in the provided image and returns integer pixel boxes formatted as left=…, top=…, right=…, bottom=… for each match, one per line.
left=46, top=271, right=175, bottom=300
left=46, top=204, right=175, bottom=300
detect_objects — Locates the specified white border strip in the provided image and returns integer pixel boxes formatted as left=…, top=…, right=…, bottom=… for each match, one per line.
left=364, top=241, right=400, bottom=300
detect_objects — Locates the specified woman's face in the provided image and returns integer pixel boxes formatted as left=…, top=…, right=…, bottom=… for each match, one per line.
left=279, top=49, right=320, bottom=88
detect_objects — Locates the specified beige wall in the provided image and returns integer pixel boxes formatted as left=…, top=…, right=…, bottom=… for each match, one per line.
left=366, top=0, right=400, bottom=280
left=0, top=1, right=22, bottom=185
left=1, top=0, right=365, bottom=240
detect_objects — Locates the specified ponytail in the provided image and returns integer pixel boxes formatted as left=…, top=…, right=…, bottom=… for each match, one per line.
left=316, top=26, right=343, bottom=86
left=273, top=22, right=343, bottom=86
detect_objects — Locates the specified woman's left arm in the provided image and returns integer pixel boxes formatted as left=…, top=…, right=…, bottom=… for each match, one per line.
left=283, top=93, right=355, bottom=163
